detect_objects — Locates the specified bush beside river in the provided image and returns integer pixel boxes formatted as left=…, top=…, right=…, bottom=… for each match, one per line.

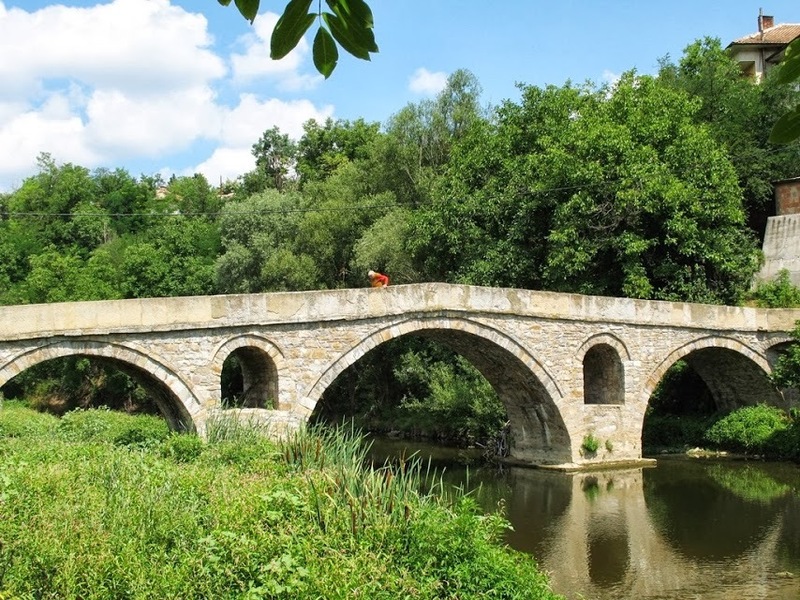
left=643, top=404, right=800, bottom=461
left=0, top=401, right=562, bottom=600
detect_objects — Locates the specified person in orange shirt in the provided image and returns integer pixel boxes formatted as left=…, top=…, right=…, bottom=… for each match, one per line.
left=368, top=270, right=389, bottom=287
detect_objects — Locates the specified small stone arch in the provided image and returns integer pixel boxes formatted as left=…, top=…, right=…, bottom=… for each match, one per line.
left=0, top=339, right=201, bottom=431
left=303, top=314, right=572, bottom=465
left=577, top=332, right=631, bottom=363
left=210, top=334, right=284, bottom=410
left=577, top=334, right=628, bottom=406
left=640, top=335, right=781, bottom=413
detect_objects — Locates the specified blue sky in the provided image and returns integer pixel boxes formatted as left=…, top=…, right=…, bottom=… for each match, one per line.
left=0, top=0, right=797, bottom=191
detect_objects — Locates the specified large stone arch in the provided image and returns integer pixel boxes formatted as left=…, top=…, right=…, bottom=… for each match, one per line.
left=0, top=339, right=202, bottom=431
left=640, top=335, right=782, bottom=414
left=209, top=334, right=285, bottom=410
left=303, top=315, right=572, bottom=465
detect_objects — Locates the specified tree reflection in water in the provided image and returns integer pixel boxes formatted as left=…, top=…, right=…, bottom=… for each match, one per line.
left=369, top=439, right=800, bottom=600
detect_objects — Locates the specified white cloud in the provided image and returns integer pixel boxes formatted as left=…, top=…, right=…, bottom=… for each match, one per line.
left=408, top=67, right=447, bottom=95
left=602, top=70, right=621, bottom=86
left=230, top=12, right=322, bottom=91
left=0, top=0, right=336, bottom=191
left=190, top=94, right=334, bottom=184
left=0, top=0, right=225, bottom=96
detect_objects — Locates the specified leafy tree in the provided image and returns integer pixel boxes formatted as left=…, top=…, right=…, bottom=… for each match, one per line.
left=162, top=173, right=223, bottom=215
left=92, top=167, right=151, bottom=235
left=252, top=127, right=298, bottom=192
left=378, top=69, right=486, bottom=207
left=658, top=38, right=800, bottom=237
left=20, top=249, right=120, bottom=304
left=296, top=117, right=381, bottom=185
left=121, top=217, right=219, bottom=298
left=769, top=36, right=800, bottom=143
left=216, top=189, right=317, bottom=292
left=7, top=153, right=97, bottom=248
left=295, top=162, right=393, bottom=287
left=218, top=0, right=378, bottom=78
left=749, top=269, right=800, bottom=307
left=411, top=73, right=760, bottom=304
left=352, top=207, right=419, bottom=283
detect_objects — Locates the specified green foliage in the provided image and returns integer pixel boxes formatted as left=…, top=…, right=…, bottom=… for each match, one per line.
left=0, top=404, right=561, bottom=599
left=771, top=321, right=800, bottom=390
left=0, top=400, right=59, bottom=438
left=770, top=37, right=800, bottom=143
left=660, top=38, right=800, bottom=236
left=121, top=216, right=219, bottom=298
left=395, top=352, right=507, bottom=443
left=648, top=360, right=715, bottom=416
left=251, top=126, right=297, bottom=191
left=750, top=269, right=800, bottom=307
left=57, top=407, right=170, bottom=446
left=159, top=432, right=205, bottom=463
left=220, top=0, right=379, bottom=78
left=411, top=72, right=760, bottom=303
left=704, top=404, right=789, bottom=454
left=642, top=413, right=715, bottom=450
left=216, top=189, right=318, bottom=293
left=296, top=117, right=381, bottom=185
left=581, top=433, right=600, bottom=456
left=352, top=207, right=419, bottom=283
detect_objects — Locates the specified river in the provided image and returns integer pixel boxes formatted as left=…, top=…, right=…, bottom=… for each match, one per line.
left=369, top=439, right=800, bottom=600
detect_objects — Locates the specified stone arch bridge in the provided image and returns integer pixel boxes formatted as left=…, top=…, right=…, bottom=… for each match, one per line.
left=1, top=283, right=798, bottom=468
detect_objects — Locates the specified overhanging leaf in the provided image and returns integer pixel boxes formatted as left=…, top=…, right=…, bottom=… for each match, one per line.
left=217, top=0, right=232, bottom=6
left=271, top=0, right=315, bottom=60
left=234, top=0, right=260, bottom=23
left=313, top=27, right=339, bottom=78
left=774, top=38, right=800, bottom=85
left=324, top=0, right=378, bottom=53
left=326, top=0, right=375, bottom=30
left=322, top=12, right=374, bottom=60
left=769, top=105, right=800, bottom=144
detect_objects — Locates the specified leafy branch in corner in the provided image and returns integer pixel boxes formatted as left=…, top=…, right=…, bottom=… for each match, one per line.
left=217, top=0, right=378, bottom=78
left=769, top=37, right=800, bottom=143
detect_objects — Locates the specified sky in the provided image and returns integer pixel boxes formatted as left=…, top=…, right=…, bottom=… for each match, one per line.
left=0, top=0, right=798, bottom=192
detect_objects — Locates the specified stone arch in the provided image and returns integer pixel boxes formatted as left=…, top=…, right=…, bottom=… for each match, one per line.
left=578, top=334, right=628, bottom=405
left=640, top=335, right=782, bottom=413
left=304, top=315, right=572, bottom=465
left=0, top=339, right=201, bottom=431
left=210, top=334, right=285, bottom=410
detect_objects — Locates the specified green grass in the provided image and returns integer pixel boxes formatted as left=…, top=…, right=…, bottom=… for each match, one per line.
left=0, top=403, right=562, bottom=599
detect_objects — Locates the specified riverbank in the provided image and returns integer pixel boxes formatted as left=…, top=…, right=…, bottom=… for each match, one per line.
left=0, top=402, right=563, bottom=599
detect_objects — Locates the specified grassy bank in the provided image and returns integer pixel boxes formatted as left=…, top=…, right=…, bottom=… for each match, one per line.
left=0, top=401, right=561, bottom=599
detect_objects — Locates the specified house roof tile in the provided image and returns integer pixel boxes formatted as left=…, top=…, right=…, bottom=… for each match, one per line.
left=730, top=23, right=800, bottom=46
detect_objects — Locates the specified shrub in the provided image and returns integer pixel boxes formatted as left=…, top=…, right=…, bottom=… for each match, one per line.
left=581, top=433, right=600, bottom=456
left=112, top=415, right=171, bottom=449
left=750, top=269, right=800, bottom=307
left=704, top=405, right=789, bottom=454
left=57, top=407, right=170, bottom=446
left=642, top=413, right=714, bottom=450
left=160, top=433, right=205, bottom=463
left=0, top=400, right=58, bottom=438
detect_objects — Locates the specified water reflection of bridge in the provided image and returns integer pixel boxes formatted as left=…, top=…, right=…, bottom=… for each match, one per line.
left=496, top=462, right=799, bottom=600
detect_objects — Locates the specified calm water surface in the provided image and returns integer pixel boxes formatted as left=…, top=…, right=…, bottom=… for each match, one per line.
left=369, top=439, right=800, bottom=600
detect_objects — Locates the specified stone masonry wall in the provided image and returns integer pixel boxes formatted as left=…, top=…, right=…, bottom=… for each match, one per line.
left=1, top=284, right=798, bottom=468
